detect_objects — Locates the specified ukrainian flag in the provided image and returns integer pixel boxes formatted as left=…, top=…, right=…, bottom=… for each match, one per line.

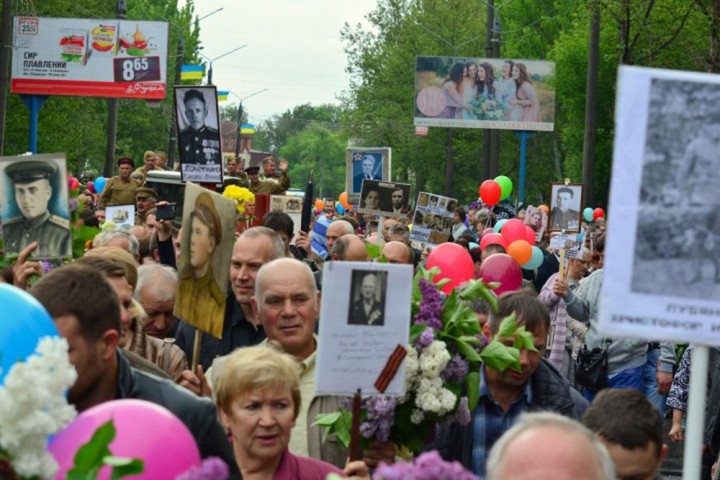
left=180, top=64, right=203, bottom=81
left=241, top=123, right=255, bottom=134
left=217, top=90, right=229, bottom=102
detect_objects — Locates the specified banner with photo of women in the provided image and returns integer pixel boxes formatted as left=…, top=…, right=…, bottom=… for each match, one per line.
left=414, top=56, right=555, bottom=131
left=409, top=192, right=458, bottom=246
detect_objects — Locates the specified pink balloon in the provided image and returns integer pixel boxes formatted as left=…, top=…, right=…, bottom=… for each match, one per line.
left=478, top=253, right=523, bottom=295
left=500, top=219, right=526, bottom=243
left=480, top=232, right=508, bottom=251
left=481, top=228, right=494, bottom=238
left=426, top=242, right=475, bottom=295
left=524, top=225, right=536, bottom=244
left=87, top=181, right=96, bottom=194
left=49, top=399, right=201, bottom=479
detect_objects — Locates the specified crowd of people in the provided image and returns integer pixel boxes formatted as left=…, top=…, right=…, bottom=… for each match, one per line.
left=1, top=154, right=709, bottom=479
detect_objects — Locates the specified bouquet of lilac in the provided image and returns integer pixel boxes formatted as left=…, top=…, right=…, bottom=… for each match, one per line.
left=314, top=266, right=535, bottom=456
left=374, top=450, right=477, bottom=480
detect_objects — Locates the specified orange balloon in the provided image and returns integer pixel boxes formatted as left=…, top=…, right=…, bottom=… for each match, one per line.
left=507, top=240, right=532, bottom=265
left=314, top=199, right=324, bottom=211
left=339, top=192, right=350, bottom=209
left=538, top=204, right=549, bottom=213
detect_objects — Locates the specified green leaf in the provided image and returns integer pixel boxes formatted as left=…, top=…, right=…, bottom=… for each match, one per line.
left=478, top=284, right=499, bottom=313
left=498, top=312, right=518, bottom=339
left=440, top=290, right=459, bottom=328
left=456, top=338, right=481, bottom=362
left=457, top=279, right=490, bottom=301
left=459, top=335, right=481, bottom=345
left=480, top=340, right=521, bottom=373
left=516, top=327, right=538, bottom=353
left=365, top=242, right=382, bottom=259
left=335, top=409, right=352, bottom=448
left=71, top=420, right=115, bottom=470
left=106, top=457, right=144, bottom=480
left=312, top=411, right=342, bottom=427
left=409, top=324, right=426, bottom=344
left=466, top=371, right=480, bottom=411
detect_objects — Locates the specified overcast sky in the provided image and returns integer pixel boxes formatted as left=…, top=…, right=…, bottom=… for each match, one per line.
left=178, top=0, right=377, bottom=125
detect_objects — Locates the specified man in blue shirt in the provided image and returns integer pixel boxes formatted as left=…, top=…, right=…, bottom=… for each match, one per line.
left=434, top=292, right=588, bottom=478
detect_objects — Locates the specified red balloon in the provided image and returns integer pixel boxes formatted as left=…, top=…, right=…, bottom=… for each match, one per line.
left=593, top=208, right=605, bottom=220
left=500, top=218, right=526, bottom=243
left=479, top=180, right=502, bottom=206
left=524, top=225, right=536, bottom=244
left=478, top=253, right=523, bottom=295
left=480, top=232, right=508, bottom=251
left=426, top=242, right=475, bottom=295
left=87, top=181, right=96, bottom=194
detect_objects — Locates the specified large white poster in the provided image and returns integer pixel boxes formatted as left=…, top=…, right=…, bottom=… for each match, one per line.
left=599, top=66, right=720, bottom=345
left=11, top=17, right=169, bottom=100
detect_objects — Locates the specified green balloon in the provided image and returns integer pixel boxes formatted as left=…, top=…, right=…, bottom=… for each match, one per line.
left=495, top=175, right=513, bottom=200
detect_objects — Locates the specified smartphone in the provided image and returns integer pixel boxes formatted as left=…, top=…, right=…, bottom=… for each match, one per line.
left=156, top=203, right=176, bottom=221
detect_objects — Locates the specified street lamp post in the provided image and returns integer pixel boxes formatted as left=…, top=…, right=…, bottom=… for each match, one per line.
left=230, top=89, right=268, bottom=158
left=200, top=45, right=247, bottom=86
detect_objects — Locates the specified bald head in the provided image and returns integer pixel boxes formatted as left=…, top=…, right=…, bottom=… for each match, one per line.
left=382, top=241, right=413, bottom=265
left=254, top=257, right=317, bottom=305
left=332, top=234, right=368, bottom=262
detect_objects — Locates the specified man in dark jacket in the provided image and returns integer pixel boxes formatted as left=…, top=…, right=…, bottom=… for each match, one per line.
left=30, top=264, right=239, bottom=478
left=434, top=292, right=587, bottom=479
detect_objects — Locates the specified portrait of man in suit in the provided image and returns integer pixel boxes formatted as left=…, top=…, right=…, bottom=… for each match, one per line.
left=348, top=270, right=387, bottom=326
left=549, top=184, right=582, bottom=232
left=352, top=151, right=383, bottom=192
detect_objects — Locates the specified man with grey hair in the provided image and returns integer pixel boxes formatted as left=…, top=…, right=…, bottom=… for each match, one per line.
left=177, top=226, right=285, bottom=392
left=93, top=229, right=140, bottom=262
left=330, top=234, right=367, bottom=262
left=324, top=219, right=355, bottom=260
left=135, top=264, right=179, bottom=339
left=486, top=412, right=615, bottom=480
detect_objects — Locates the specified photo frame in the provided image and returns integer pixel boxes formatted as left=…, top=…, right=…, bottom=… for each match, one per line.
left=548, top=183, right=583, bottom=233
left=523, top=205, right=548, bottom=243
left=0, top=152, right=71, bottom=259
left=106, top=204, right=135, bottom=229
left=174, top=85, right=223, bottom=184
left=346, top=147, right=391, bottom=204
left=409, top=191, right=458, bottom=246
left=357, top=179, right=411, bottom=218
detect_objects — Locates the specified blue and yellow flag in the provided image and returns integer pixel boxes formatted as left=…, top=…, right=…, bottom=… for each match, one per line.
left=241, top=123, right=255, bottom=134
left=180, top=64, right=203, bottom=81
left=217, top=90, right=229, bottom=102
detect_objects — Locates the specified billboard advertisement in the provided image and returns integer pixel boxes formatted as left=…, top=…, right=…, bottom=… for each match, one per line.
left=414, top=56, right=555, bottom=131
left=11, top=17, right=169, bottom=100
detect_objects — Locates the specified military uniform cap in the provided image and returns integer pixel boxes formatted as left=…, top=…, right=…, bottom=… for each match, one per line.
left=5, top=160, right=57, bottom=184
left=135, top=187, right=159, bottom=199
left=245, top=165, right=260, bottom=174
left=193, top=192, right=222, bottom=243
left=118, top=157, right=134, bottom=168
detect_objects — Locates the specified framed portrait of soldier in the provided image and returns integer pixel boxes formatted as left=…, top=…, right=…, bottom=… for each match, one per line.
left=347, top=269, right=388, bottom=326
left=548, top=183, right=583, bottom=233
left=174, top=85, right=223, bottom=184
left=0, top=153, right=71, bottom=259
left=346, top=147, right=391, bottom=204
left=175, top=182, right=237, bottom=339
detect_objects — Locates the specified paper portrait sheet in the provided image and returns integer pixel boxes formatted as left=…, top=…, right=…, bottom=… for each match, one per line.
left=599, top=66, right=720, bottom=345
left=106, top=204, right=135, bottom=229
left=315, top=262, right=413, bottom=396
left=174, top=182, right=236, bottom=338
left=357, top=179, right=411, bottom=218
left=409, top=192, right=458, bottom=246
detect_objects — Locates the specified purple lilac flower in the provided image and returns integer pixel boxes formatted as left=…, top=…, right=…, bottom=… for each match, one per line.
left=373, top=450, right=478, bottom=480
left=440, top=354, right=469, bottom=382
left=413, top=278, right=443, bottom=330
left=40, top=260, right=55, bottom=275
left=175, top=457, right=229, bottom=480
left=359, top=396, right=396, bottom=441
left=373, top=461, right=416, bottom=480
left=474, top=335, right=489, bottom=352
left=415, top=327, right=435, bottom=348
left=469, top=201, right=480, bottom=210
left=454, top=396, right=471, bottom=426
left=69, top=197, right=79, bottom=212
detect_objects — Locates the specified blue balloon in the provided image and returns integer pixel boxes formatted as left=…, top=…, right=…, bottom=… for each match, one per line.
left=335, top=202, right=345, bottom=215
left=0, top=284, right=59, bottom=385
left=522, top=246, right=545, bottom=271
left=583, top=207, right=594, bottom=223
left=493, top=219, right=507, bottom=234
left=469, top=242, right=480, bottom=250
left=94, top=176, right=107, bottom=194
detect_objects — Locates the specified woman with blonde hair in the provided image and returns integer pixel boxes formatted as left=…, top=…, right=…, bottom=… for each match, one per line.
left=215, top=345, right=369, bottom=479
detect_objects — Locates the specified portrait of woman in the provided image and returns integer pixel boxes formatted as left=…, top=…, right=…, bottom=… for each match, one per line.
left=215, top=345, right=368, bottom=480
left=361, top=185, right=381, bottom=211
left=176, top=192, right=226, bottom=338
left=496, top=60, right=517, bottom=118
left=437, top=61, right=471, bottom=119
left=509, top=62, right=541, bottom=122
left=461, top=60, right=479, bottom=120
left=477, top=62, right=497, bottom=100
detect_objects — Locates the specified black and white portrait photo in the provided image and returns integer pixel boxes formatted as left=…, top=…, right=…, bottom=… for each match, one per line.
left=549, top=183, right=582, bottom=232
left=347, top=269, right=388, bottom=326
left=345, top=147, right=391, bottom=203
left=0, top=153, right=71, bottom=259
left=175, top=86, right=223, bottom=183
left=357, top=180, right=411, bottom=218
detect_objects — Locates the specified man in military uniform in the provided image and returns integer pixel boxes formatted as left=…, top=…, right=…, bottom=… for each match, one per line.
left=246, top=161, right=290, bottom=195
left=550, top=187, right=580, bottom=231
left=133, top=151, right=158, bottom=184
left=179, top=89, right=221, bottom=166
left=134, top=187, right=158, bottom=227
left=98, top=157, right=137, bottom=208
left=3, top=159, right=71, bottom=258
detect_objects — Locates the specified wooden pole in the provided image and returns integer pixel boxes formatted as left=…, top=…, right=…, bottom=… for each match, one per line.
left=191, top=329, right=202, bottom=373
left=349, top=389, right=362, bottom=461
